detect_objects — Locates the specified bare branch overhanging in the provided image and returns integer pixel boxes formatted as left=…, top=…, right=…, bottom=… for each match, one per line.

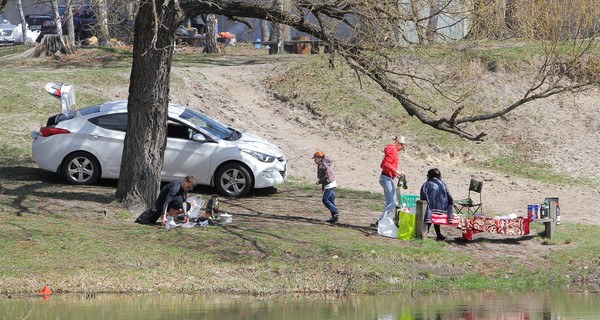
left=179, top=0, right=600, bottom=141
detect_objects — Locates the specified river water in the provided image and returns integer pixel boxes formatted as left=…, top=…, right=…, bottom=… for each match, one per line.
left=2, top=289, right=599, bottom=319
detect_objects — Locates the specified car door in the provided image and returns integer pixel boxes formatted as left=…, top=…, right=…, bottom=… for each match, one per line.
left=86, top=113, right=127, bottom=177
left=163, top=119, right=217, bottom=184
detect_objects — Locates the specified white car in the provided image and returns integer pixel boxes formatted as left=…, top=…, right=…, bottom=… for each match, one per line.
left=31, top=84, right=287, bottom=197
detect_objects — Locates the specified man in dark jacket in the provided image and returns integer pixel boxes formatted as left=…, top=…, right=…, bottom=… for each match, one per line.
left=135, top=175, right=197, bottom=225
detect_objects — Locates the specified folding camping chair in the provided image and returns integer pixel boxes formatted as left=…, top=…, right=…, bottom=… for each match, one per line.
left=454, top=179, right=483, bottom=216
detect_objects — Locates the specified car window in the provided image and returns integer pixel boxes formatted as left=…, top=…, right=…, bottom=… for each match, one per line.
left=167, top=119, right=199, bottom=140
left=178, top=108, right=234, bottom=140
left=88, top=113, right=128, bottom=132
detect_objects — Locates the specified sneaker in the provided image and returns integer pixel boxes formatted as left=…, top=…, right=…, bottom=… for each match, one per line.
left=326, top=214, right=339, bottom=223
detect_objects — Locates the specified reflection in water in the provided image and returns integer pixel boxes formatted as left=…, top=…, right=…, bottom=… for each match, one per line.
left=1, top=290, right=600, bottom=319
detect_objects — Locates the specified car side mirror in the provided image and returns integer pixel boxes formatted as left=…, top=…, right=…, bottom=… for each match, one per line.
left=192, top=133, right=206, bottom=142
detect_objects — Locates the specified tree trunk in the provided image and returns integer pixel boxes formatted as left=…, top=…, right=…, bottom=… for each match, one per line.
left=115, top=0, right=182, bottom=210
left=204, top=14, right=219, bottom=53
left=260, top=19, right=270, bottom=41
left=269, top=0, right=285, bottom=54
left=425, top=2, right=440, bottom=43
left=62, top=2, right=75, bottom=43
left=17, top=0, right=28, bottom=44
left=33, top=35, right=75, bottom=58
left=96, top=0, right=111, bottom=47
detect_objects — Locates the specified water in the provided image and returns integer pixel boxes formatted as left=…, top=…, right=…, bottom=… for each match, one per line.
left=1, top=290, right=600, bottom=319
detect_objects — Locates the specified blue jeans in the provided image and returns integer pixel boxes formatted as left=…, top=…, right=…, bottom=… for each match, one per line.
left=322, top=187, right=338, bottom=215
left=379, top=174, right=398, bottom=221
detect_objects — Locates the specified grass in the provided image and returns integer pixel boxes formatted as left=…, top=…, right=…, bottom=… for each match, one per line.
left=1, top=43, right=599, bottom=295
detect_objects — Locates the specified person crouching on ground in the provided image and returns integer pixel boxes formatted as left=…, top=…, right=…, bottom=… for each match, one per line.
left=377, top=135, right=408, bottom=225
left=158, top=175, right=197, bottom=226
left=313, top=151, right=340, bottom=223
left=420, top=168, right=454, bottom=241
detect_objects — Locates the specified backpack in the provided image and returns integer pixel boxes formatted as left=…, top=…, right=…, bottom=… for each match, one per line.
left=134, top=208, right=161, bottom=224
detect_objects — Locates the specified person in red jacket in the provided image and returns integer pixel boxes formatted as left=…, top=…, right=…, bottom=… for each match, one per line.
left=377, top=136, right=407, bottom=225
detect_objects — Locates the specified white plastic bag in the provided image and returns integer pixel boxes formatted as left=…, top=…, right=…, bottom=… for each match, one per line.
left=378, top=209, right=398, bottom=238
left=186, top=195, right=204, bottom=219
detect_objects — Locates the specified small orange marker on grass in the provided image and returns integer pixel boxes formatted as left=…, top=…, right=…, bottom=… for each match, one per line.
left=38, top=286, right=52, bottom=295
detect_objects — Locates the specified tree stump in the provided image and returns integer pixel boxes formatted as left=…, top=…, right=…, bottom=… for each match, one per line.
left=33, top=35, right=76, bottom=58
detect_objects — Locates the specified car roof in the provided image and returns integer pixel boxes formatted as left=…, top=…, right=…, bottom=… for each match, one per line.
left=94, top=100, right=187, bottom=116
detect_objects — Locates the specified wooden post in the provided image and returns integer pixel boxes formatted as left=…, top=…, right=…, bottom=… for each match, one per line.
left=416, top=200, right=427, bottom=240
left=544, top=201, right=557, bottom=239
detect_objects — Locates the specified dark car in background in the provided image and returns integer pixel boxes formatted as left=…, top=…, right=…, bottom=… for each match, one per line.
left=35, top=4, right=97, bottom=42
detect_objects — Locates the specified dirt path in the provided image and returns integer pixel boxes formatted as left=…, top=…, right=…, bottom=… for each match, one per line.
left=169, top=55, right=599, bottom=230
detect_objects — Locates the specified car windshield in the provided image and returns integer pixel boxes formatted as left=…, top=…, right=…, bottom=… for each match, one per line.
left=178, top=108, right=239, bottom=140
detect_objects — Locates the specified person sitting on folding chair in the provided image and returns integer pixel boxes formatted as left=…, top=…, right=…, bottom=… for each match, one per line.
left=420, top=168, right=454, bottom=241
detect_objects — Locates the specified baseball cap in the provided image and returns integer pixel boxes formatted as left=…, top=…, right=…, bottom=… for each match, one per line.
left=312, top=151, right=325, bottom=158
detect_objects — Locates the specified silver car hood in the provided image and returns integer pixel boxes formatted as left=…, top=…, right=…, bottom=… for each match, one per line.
left=237, top=132, right=284, bottom=157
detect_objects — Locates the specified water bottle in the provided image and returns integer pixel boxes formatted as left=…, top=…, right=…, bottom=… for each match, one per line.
left=255, top=38, right=261, bottom=49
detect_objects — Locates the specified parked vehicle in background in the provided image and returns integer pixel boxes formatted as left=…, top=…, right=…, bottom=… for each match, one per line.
left=0, top=14, right=16, bottom=46
left=25, top=14, right=53, bottom=32
left=35, top=4, right=97, bottom=42
left=31, top=84, right=288, bottom=197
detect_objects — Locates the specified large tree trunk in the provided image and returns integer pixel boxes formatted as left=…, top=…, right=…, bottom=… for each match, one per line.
left=115, top=0, right=182, bottom=210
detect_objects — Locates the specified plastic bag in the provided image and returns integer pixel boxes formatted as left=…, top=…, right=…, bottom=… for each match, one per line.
left=378, top=209, right=398, bottom=238
left=186, top=195, right=204, bottom=219
left=397, top=210, right=417, bottom=240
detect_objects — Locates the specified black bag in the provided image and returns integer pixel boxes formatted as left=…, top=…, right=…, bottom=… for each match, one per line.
left=135, top=208, right=161, bottom=224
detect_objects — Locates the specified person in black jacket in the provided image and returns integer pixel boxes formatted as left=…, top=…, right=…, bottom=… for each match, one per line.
left=135, top=175, right=197, bottom=225
left=420, top=168, right=454, bottom=241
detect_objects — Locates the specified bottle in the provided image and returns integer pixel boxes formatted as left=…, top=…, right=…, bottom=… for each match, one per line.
left=398, top=175, right=408, bottom=190
left=255, top=38, right=261, bottom=49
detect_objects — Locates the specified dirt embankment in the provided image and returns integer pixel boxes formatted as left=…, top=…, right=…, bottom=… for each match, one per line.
left=167, top=54, right=600, bottom=228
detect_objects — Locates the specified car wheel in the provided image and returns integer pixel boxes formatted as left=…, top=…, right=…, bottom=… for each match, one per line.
left=215, top=163, right=253, bottom=197
left=61, top=151, right=100, bottom=185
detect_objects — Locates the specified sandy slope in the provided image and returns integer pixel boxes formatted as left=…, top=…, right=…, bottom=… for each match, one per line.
left=169, top=54, right=600, bottom=226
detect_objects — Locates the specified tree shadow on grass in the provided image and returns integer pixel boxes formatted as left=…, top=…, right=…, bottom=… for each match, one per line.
left=0, top=166, right=117, bottom=216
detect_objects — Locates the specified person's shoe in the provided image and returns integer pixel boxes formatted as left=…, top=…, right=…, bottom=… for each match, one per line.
left=370, top=220, right=379, bottom=228
left=326, top=214, right=339, bottom=223
left=436, top=235, right=446, bottom=241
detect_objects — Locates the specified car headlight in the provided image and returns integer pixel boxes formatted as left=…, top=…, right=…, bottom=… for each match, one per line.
left=240, top=149, right=276, bottom=163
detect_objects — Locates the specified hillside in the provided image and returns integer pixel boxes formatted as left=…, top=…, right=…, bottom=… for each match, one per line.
left=164, top=50, right=600, bottom=226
